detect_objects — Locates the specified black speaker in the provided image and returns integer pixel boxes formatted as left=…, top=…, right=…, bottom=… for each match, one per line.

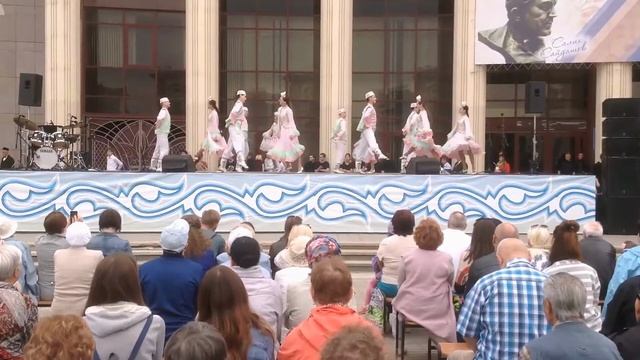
left=603, top=117, right=640, bottom=138
left=603, top=197, right=640, bottom=235
left=604, top=157, right=640, bottom=196
left=603, top=98, right=640, bottom=118
left=18, top=73, right=43, bottom=107
left=525, top=81, right=546, bottom=114
left=603, top=138, right=640, bottom=157
left=406, top=157, right=440, bottom=175
left=162, top=155, right=195, bottom=172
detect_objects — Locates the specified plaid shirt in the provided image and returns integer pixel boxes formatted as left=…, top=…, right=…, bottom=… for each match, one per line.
left=457, top=259, right=550, bottom=360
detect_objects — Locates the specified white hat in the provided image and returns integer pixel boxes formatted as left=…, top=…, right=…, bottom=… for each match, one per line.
left=236, top=90, right=246, bottom=96
left=278, top=235, right=311, bottom=268
left=0, top=218, right=17, bottom=240
left=410, top=103, right=417, bottom=108
left=66, top=222, right=92, bottom=247
left=159, top=97, right=169, bottom=104
left=227, top=226, right=254, bottom=249
left=273, top=111, right=279, bottom=116
left=416, top=95, right=422, bottom=102
left=207, top=96, right=213, bottom=101
left=337, top=108, right=346, bottom=114
left=365, top=91, right=375, bottom=100
left=280, top=91, right=287, bottom=98
left=160, top=219, right=190, bottom=252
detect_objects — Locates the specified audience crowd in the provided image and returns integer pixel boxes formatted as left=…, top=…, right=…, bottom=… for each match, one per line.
left=0, top=206, right=638, bottom=360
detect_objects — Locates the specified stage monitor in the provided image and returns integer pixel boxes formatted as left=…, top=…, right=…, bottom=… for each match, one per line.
left=406, top=157, right=440, bottom=175
left=162, top=155, right=195, bottom=173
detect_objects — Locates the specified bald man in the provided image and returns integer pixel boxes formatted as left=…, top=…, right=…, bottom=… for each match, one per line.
left=457, top=236, right=548, bottom=360
left=465, top=222, right=519, bottom=295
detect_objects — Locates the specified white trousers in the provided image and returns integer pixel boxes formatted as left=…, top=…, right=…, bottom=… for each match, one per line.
left=150, top=133, right=169, bottom=170
left=222, top=127, right=245, bottom=162
left=333, top=140, right=347, bottom=168
left=353, top=128, right=381, bottom=162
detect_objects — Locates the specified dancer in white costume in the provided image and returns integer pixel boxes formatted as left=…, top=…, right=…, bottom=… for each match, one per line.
left=260, top=112, right=280, bottom=152
left=242, top=106, right=250, bottom=157
left=267, top=91, right=305, bottom=172
left=331, top=108, right=348, bottom=173
left=201, top=97, right=227, bottom=158
left=150, top=97, right=171, bottom=171
left=442, top=102, right=482, bottom=173
left=353, top=91, right=389, bottom=173
left=220, top=90, right=249, bottom=172
left=400, top=102, right=419, bottom=173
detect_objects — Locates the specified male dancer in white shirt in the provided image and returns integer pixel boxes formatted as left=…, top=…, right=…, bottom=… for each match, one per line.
left=353, top=91, right=388, bottom=173
left=150, top=97, right=171, bottom=171
left=220, top=90, right=249, bottom=172
left=332, top=108, right=348, bottom=173
left=106, top=149, right=123, bottom=171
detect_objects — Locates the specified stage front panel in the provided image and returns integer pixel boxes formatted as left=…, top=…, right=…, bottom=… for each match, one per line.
left=0, top=172, right=596, bottom=233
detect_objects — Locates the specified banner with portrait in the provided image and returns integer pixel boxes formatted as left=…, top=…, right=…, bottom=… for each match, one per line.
left=475, top=0, right=640, bottom=64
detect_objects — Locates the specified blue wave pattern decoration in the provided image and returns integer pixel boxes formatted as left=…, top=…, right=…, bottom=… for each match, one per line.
left=0, top=172, right=596, bottom=232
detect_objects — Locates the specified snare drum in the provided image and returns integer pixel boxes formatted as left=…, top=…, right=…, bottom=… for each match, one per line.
left=34, top=147, right=58, bottom=170
left=52, top=131, right=69, bottom=150
left=29, top=131, right=47, bottom=148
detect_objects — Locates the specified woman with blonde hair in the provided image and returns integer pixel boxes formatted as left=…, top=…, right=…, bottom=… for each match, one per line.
left=24, top=315, right=94, bottom=360
left=527, top=224, right=552, bottom=271
left=274, top=224, right=313, bottom=270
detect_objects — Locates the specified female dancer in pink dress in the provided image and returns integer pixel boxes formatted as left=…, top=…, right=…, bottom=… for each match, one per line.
left=267, top=92, right=305, bottom=172
left=442, top=102, right=482, bottom=173
left=201, top=97, right=227, bottom=160
left=400, top=96, right=441, bottom=172
left=260, top=112, right=280, bottom=153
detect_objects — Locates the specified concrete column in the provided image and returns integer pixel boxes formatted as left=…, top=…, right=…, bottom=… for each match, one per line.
left=45, top=0, right=81, bottom=125
left=452, top=0, right=487, bottom=171
left=320, top=0, right=353, bottom=164
left=186, top=0, right=219, bottom=168
left=595, top=63, right=633, bottom=157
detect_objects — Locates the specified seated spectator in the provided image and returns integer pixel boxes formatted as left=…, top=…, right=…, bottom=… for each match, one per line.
left=465, top=221, right=517, bottom=296
left=35, top=211, right=69, bottom=301
left=198, top=266, right=275, bottom=360
left=139, top=219, right=204, bottom=342
left=602, top=275, right=640, bottom=337
left=274, top=235, right=312, bottom=312
left=337, top=153, right=355, bottom=173
left=580, top=221, right=616, bottom=302
left=440, top=155, right=453, bottom=174
left=456, top=238, right=548, bottom=359
left=0, top=218, right=38, bottom=301
left=164, top=322, right=227, bottom=360
left=315, top=153, right=330, bottom=172
left=283, top=235, right=348, bottom=334
left=269, top=215, right=303, bottom=277
left=520, top=273, right=621, bottom=360
left=493, top=151, right=511, bottom=174
left=230, top=236, right=282, bottom=336
left=303, top=155, right=318, bottom=173
left=278, top=256, right=379, bottom=360
left=23, top=315, right=94, bottom=360
left=438, top=211, right=470, bottom=277
left=51, top=222, right=103, bottom=316
left=263, top=154, right=276, bottom=172
left=375, top=209, right=417, bottom=297
left=610, top=289, right=640, bottom=359
left=0, top=244, right=38, bottom=358
left=182, top=215, right=216, bottom=271
left=201, top=209, right=225, bottom=258
left=84, top=254, right=165, bottom=360
left=87, top=209, right=132, bottom=257
left=455, top=218, right=501, bottom=296
left=544, top=221, right=602, bottom=331
left=393, top=218, right=457, bottom=342
left=527, top=224, right=552, bottom=271
left=217, top=224, right=271, bottom=277
left=274, top=224, right=313, bottom=270
left=320, top=324, right=385, bottom=360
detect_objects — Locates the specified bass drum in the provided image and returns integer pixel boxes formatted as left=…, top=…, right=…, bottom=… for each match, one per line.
left=34, top=147, right=59, bottom=170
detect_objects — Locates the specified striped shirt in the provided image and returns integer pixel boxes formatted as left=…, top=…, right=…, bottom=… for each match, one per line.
left=457, top=259, right=549, bottom=360
left=544, top=259, right=602, bottom=331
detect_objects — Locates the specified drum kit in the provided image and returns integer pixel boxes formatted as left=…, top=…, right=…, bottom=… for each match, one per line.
left=13, top=115, right=88, bottom=170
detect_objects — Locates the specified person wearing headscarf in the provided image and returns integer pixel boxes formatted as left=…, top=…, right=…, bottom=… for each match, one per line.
left=220, top=90, right=249, bottom=172
left=0, top=244, right=38, bottom=359
left=150, top=97, right=171, bottom=171
left=139, top=219, right=204, bottom=341
left=352, top=91, right=389, bottom=174
left=267, top=91, right=306, bottom=173
left=51, top=222, right=104, bottom=316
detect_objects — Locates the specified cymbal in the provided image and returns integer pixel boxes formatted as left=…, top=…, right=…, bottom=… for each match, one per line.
left=62, top=123, right=80, bottom=129
left=13, top=116, right=38, bottom=131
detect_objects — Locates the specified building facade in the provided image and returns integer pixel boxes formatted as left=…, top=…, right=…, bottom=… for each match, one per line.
left=1, top=0, right=638, bottom=172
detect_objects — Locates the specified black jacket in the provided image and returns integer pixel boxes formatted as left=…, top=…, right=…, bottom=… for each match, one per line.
left=0, top=155, right=14, bottom=169
left=580, top=236, right=617, bottom=300
left=602, top=275, right=640, bottom=336
left=465, top=252, right=500, bottom=296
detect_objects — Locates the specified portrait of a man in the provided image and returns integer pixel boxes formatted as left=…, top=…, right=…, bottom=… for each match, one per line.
left=478, top=0, right=557, bottom=64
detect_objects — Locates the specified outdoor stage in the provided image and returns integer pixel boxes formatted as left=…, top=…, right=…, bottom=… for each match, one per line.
left=0, top=171, right=596, bottom=233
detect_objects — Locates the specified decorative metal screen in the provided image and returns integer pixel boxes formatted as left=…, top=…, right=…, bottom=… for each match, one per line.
left=88, top=117, right=186, bottom=171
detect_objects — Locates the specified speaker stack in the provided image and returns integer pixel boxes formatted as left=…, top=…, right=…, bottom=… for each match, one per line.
left=602, top=98, right=640, bottom=235
left=18, top=73, right=43, bottom=107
